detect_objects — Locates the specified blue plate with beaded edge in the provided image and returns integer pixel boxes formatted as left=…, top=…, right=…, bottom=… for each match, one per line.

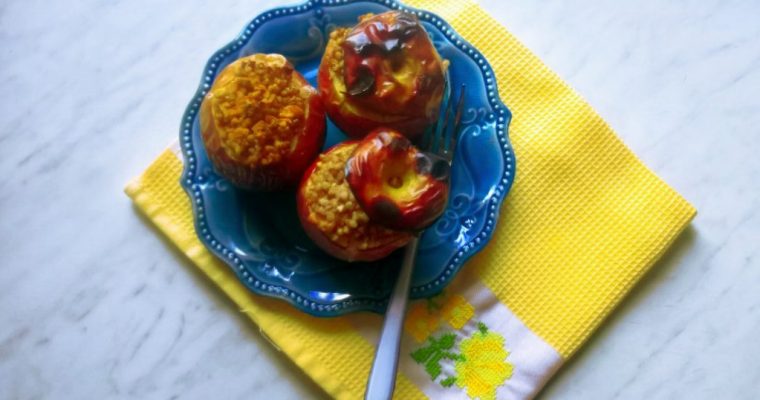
left=179, top=0, right=515, bottom=317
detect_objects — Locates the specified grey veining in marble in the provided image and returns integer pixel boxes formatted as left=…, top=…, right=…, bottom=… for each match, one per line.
left=1, top=0, right=758, bottom=399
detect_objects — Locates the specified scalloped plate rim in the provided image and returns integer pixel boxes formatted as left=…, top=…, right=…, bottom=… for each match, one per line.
left=179, top=0, right=516, bottom=317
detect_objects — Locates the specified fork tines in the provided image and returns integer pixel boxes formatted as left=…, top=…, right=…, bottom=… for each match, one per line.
left=423, top=84, right=467, bottom=161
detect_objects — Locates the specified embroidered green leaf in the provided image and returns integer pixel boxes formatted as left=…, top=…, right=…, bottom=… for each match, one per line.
left=412, top=332, right=461, bottom=380
left=437, top=332, right=457, bottom=349
left=425, top=355, right=443, bottom=379
left=410, top=345, right=435, bottom=364
left=440, top=376, right=457, bottom=388
left=477, top=321, right=488, bottom=334
left=442, top=351, right=463, bottom=361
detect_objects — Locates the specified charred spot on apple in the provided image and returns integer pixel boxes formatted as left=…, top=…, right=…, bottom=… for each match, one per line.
left=346, top=128, right=450, bottom=231
left=388, top=133, right=410, bottom=154
left=347, top=66, right=376, bottom=96
left=373, top=198, right=403, bottom=222
left=430, top=157, right=450, bottom=181
left=343, top=11, right=420, bottom=56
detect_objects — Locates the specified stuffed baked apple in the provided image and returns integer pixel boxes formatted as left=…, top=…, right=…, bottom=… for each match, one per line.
left=297, top=142, right=413, bottom=261
left=200, top=53, right=325, bottom=191
left=346, top=128, right=449, bottom=231
left=318, top=11, right=447, bottom=140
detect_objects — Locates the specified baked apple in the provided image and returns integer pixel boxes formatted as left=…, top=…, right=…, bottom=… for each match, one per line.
left=346, top=128, right=449, bottom=231
left=318, top=11, right=447, bottom=140
left=297, top=142, right=413, bottom=262
left=200, top=53, right=325, bottom=191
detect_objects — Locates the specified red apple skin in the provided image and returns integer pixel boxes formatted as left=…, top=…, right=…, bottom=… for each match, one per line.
left=297, top=142, right=412, bottom=262
left=200, top=54, right=326, bottom=191
left=345, top=128, right=450, bottom=231
left=280, top=87, right=326, bottom=187
left=318, top=11, right=447, bottom=141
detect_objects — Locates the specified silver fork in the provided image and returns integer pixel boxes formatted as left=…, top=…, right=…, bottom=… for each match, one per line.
left=364, top=84, right=467, bottom=400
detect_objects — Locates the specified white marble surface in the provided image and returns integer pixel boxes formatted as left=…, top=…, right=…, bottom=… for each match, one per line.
left=1, top=0, right=758, bottom=398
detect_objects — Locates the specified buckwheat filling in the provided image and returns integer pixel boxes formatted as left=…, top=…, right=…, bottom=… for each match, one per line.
left=301, top=143, right=408, bottom=250
left=208, top=53, right=313, bottom=166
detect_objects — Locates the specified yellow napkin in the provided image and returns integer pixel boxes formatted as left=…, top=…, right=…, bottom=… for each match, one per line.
left=126, top=1, right=695, bottom=398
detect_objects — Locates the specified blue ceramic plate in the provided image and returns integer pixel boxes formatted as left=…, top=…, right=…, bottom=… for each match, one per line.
left=180, top=0, right=515, bottom=317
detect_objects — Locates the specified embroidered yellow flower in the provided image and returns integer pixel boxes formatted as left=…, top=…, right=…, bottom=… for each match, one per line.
left=454, top=324, right=513, bottom=400
left=405, top=301, right=441, bottom=343
left=441, top=294, right=475, bottom=329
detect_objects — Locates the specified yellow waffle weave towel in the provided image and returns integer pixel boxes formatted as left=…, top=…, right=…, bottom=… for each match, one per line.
left=125, top=1, right=695, bottom=398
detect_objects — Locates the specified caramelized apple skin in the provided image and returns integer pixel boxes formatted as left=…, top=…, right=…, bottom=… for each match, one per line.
left=297, top=142, right=413, bottom=262
left=318, top=11, right=447, bottom=141
left=345, top=128, right=449, bottom=231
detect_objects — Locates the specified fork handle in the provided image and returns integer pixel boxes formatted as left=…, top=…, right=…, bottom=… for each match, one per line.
left=364, top=237, right=420, bottom=400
